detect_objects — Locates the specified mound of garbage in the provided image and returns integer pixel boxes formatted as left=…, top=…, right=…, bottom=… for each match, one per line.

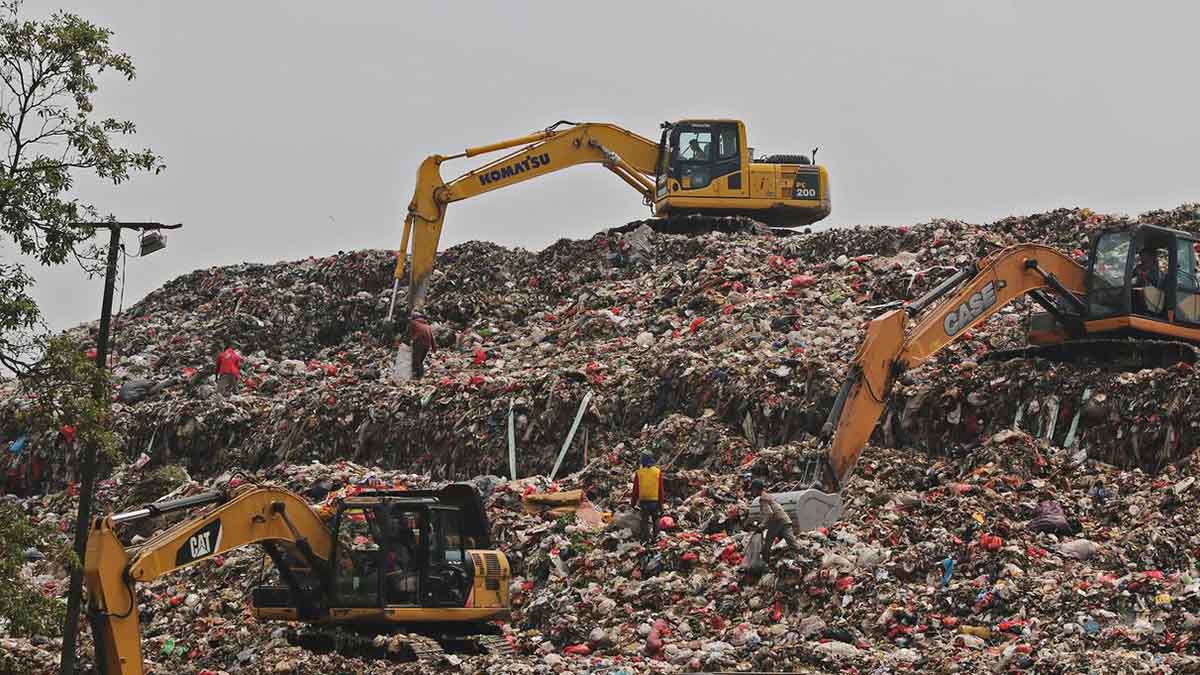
left=5, top=203, right=1200, bottom=673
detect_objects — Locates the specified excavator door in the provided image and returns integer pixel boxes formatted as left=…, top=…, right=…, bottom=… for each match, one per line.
left=658, top=121, right=745, bottom=196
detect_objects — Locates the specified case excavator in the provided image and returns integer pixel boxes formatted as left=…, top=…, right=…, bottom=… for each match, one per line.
left=390, top=119, right=831, bottom=315
left=84, top=482, right=512, bottom=674
left=784, top=223, right=1200, bottom=532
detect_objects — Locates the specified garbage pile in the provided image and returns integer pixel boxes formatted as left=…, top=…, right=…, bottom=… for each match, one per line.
left=9, top=430, right=1200, bottom=673
left=4, top=203, right=1200, bottom=673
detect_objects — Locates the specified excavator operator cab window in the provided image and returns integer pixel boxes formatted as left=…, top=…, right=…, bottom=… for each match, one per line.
left=670, top=124, right=713, bottom=190
left=425, top=507, right=471, bottom=607
left=331, top=507, right=383, bottom=607
left=1088, top=231, right=1132, bottom=317
left=383, top=507, right=422, bottom=606
left=668, top=123, right=740, bottom=192
left=1176, top=239, right=1200, bottom=323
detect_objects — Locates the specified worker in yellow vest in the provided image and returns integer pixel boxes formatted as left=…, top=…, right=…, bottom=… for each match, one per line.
left=629, top=452, right=664, bottom=543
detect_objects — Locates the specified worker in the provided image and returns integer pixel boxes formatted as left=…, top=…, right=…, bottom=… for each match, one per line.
left=1133, top=248, right=1165, bottom=316
left=1134, top=248, right=1163, bottom=288
left=686, top=137, right=707, bottom=161
left=215, top=345, right=242, bottom=395
left=629, top=452, right=664, bottom=544
left=409, top=313, right=436, bottom=379
left=749, top=479, right=800, bottom=563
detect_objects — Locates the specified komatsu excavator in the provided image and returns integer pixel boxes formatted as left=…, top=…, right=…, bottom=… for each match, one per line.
left=390, top=119, right=831, bottom=315
left=84, top=483, right=512, bottom=674
left=784, top=223, right=1200, bottom=531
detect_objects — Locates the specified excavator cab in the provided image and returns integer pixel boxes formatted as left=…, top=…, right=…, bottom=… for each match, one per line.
left=1028, top=224, right=1200, bottom=352
left=327, top=495, right=475, bottom=609
left=652, top=119, right=830, bottom=228
left=251, top=484, right=510, bottom=626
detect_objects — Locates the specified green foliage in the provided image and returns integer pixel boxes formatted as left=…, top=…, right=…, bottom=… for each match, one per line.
left=20, top=335, right=118, bottom=464
left=0, top=501, right=67, bottom=637
left=0, top=0, right=163, bottom=372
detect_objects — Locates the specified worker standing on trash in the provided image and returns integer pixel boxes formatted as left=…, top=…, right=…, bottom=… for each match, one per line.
left=630, top=452, right=664, bottom=544
left=750, top=479, right=800, bottom=563
left=409, top=313, right=435, bottom=379
left=215, top=345, right=242, bottom=396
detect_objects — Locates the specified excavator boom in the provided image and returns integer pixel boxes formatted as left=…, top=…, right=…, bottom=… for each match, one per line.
left=392, top=122, right=661, bottom=315
left=788, top=244, right=1088, bottom=531
left=84, top=485, right=334, bottom=675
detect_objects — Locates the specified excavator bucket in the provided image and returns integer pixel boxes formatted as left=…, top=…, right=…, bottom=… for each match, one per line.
left=750, top=489, right=845, bottom=533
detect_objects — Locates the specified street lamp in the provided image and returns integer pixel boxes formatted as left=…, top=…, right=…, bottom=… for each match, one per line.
left=59, top=220, right=182, bottom=674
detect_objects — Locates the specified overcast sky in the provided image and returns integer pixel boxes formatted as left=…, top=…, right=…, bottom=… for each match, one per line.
left=17, top=0, right=1200, bottom=332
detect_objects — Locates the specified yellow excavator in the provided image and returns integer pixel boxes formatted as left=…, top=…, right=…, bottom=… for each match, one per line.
left=389, top=119, right=831, bottom=315
left=785, top=223, right=1200, bottom=530
left=84, top=483, right=512, bottom=674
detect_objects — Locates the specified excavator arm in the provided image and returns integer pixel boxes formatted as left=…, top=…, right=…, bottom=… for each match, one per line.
left=84, top=485, right=335, bottom=675
left=789, top=244, right=1088, bottom=530
left=390, top=121, right=661, bottom=316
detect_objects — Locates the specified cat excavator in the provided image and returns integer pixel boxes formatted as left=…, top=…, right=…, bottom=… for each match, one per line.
left=783, top=223, right=1200, bottom=531
left=389, top=119, right=831, bottom=315
left=83, top=482, right=512, bottom=674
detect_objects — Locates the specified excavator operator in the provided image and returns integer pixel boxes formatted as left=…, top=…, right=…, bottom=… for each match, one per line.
left=685, top=137, right=708, bottom=161
left=384, top=507, right=420, bottom=604
left=1133, top=247, right=1165, bottom=316
left=1134, top=247, right=1163, bottom=288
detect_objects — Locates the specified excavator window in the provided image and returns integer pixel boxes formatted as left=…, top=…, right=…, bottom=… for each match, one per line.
left=425, top=507, right=471, bottom=607
left=331, top=507, right=384, bottom=607
left=669, top=123, right=741, bottom=191
left=1176, top=239, right=1200, bottom=323
left=1088, top=231, right=1132, bottom=317
left=383, top=507, right=422, bottom=606
left=716, top=126, right=739, bottom=161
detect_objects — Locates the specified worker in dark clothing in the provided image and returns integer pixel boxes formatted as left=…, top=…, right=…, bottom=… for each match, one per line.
left=1133, top=248, right=1166, bottom=316
left=409, top=314, right=435, bottom=379
left=1134, top=248, right=1163, bottom=288
left=749, top=479, right=800, bottom=563
left=630, top=452, right=664, bottom=544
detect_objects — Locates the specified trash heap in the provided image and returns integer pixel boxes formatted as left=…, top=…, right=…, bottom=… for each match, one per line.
left=5, top=203, right=1200, bottom=673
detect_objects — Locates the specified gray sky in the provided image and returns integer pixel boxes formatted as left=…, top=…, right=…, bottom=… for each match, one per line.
left=19, top=0, right=1200, bottom=332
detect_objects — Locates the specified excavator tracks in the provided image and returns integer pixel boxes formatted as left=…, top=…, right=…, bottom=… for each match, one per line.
left=986, top=338, right=1200, bottom=369
left=610, top=214, right=773, bottom=237
left=402, top=633, right=447, bottom=665
left=289, top=627, right=512, bottom=664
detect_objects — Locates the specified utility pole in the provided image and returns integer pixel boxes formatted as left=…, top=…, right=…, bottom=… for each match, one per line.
left=60, top=221, right=182, bottom=674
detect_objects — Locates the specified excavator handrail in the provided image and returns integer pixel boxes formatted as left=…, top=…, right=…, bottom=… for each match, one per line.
left=84, top=485, right=335, bottom=675
left=820, top=243, right=1088, bottom=488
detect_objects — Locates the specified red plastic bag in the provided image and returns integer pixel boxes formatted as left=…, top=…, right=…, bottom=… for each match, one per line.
left=564, top=644, right=591, bottom=656
left=688, top=317, right=705, bottom=333
left=658, top=515, right=676, bottom=530
left=790, top=274, right=817, bottom=288
left=473, top=347, right=487, bottom=365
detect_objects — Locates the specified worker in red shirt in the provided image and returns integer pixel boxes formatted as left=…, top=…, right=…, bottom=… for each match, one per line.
left=409, top=314, right=436, bottom=379
left=215, top=345, right=243, bottom=395
left=630, top=453, right=664, bottom=543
